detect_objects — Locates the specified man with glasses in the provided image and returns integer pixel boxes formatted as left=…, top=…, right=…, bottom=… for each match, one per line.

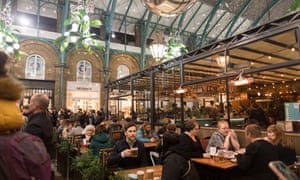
left=206, top=120, right=240, bottom=152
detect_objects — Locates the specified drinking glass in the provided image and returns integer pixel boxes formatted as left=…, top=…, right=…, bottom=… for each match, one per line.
left=209, top=147, right=217, bottom=159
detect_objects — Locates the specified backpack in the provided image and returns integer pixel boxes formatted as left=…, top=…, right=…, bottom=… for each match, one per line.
left=0, top=132, right=51, bottom=180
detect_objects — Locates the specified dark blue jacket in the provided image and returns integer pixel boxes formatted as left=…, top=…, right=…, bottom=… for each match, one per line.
left=108, top=138, right=147, bottom=169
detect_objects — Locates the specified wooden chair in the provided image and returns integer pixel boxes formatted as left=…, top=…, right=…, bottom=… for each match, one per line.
left=111, top=130, right=123, bottom=141
left=99, top=148, right=113, bottom=180
left=200, top=137, right=210, bottom=150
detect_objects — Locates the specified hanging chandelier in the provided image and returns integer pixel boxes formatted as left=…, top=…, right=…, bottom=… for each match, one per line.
left=149, top=32, right=166, bottom=62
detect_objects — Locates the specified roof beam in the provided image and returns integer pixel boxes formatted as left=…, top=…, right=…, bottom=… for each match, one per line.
left=181, top=2, right=203, bottom=33
left=118, top=0, right=133, bottom=31
left=140, top=12, right=153, bottom=69
left=229, top=18, right=247, bottom=37
left=197, top=0, right=224, bottom=48
left=225, top=0, right=252, bottom=38
left=206, top=11, right=227, bottom=38
left=251, top=0, right=281, bottom=28
left=149, top=16, right=162, bottom=38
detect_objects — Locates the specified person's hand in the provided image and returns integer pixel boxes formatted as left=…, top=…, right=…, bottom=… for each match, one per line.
left=228, top=129, right=236, bottom=137
left=150, top=137, right=158, bottom=142
left=121, top=149, right=132, bottom=158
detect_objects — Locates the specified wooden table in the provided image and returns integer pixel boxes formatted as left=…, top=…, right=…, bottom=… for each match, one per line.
left=144, top=142, right=159, bottom=148
left=191, top=158, right=238, bottom=170
left=114, top=165, right=162, bottom=179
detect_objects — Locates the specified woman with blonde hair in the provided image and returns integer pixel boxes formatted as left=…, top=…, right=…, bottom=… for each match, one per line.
left=266, top=124, right=296, bottom=165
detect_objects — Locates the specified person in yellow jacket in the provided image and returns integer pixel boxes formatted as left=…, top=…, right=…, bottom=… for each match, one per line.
left=0, top=51, right=24, bottom=133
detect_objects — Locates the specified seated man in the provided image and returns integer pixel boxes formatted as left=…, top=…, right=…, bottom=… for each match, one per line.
left=108, top=122, right=147, bottom=169
left=206, top=120, right=240, bottom=152
left=136, top=122, right=159, bottom=143
left=236, top=124, right=278, bottom=179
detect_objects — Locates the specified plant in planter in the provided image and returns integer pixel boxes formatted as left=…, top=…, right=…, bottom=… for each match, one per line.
left=54, top=1, right=104, bottom=53
left=71, top=151, right=103, bottom=180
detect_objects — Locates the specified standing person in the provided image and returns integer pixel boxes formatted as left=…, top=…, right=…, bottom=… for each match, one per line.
left=108, top=122, right=147, bottom=169
left=266, top=124, right=296, bottom=165
left=206, top=120, right=240, bottom=152
left=247, top=102, right=268, bottom=128
left=25, top=94, right=53, bottom=154
left=136, top=121, right=159, bottom=143
left=236, top=124, right=278, bottom=180
left=0, top=51, right=51, bottom=179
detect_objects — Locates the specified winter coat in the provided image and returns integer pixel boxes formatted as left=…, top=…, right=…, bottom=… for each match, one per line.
left=162, top=144, right=200, bottom=180
left=89, top=133, right=112, bottom=155
left=0, top=76, right=24, bottom=133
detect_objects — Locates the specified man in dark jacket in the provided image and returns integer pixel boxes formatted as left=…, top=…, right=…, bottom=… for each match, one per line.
left=161, top=132, right=200, bottom=180
left=25, top=94, right=53, bottom=154
left=236, top=124, right=278, bottom=180
left=108, top=122, right=147, bottom=169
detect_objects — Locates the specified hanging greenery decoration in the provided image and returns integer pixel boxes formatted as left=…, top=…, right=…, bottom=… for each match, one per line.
left=0, top=2, right=25, bottom=60
left=162, top=28, right=188, bottom=62
left=288, top=0, right=300, bottom=12
left=54, top=1, right=104, bottom=53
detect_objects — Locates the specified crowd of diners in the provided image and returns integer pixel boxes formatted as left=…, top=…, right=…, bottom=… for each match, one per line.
left=0, top=50, right=297, bottom=179
left=51, top=106, right=297, bottom=180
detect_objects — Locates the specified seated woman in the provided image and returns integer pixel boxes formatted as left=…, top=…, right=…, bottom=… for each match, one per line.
left=82, top=124, right=96, bottom=143
left=180, top=119, right=204, bottom=158
left=136, top=121, right=159, bottom=143
left=89, top=124, right=112, bottom=156
left=108, top=122, right=147, bottom=169
left=265, top=124, right=296, bottom=165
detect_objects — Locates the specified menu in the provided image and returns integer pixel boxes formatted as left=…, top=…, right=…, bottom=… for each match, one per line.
left=284, top=102, right=300, bottom=121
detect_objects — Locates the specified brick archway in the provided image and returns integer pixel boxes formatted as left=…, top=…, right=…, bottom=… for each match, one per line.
left=109, top=53, right=140, bottom=82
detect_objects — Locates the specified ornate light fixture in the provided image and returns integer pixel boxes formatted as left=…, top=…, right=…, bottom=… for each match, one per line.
left=55, top=0, right=103, bottom=53
left=149, top=32, right=166, bottom=62
left=0, top=2, right=23, bottom=60
left=216, top=55, right=229, bottom=67
left=141, top=0, right=197, bottom=17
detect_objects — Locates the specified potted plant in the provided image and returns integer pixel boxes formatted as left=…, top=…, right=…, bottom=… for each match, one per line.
left=56, top=138, right=77, bottom=177
left=71, top=151, right=102, bottom=180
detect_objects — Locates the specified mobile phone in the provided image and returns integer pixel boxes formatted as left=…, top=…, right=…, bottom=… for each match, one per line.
left=268, top=161, right=298, bottom=180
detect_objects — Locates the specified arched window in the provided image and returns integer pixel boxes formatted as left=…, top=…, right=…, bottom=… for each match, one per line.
left=117, top=65, right=129, bottom=79
left=77, top=60, right=92, bottom=82
left=25, top=54, right=45, bottom=80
